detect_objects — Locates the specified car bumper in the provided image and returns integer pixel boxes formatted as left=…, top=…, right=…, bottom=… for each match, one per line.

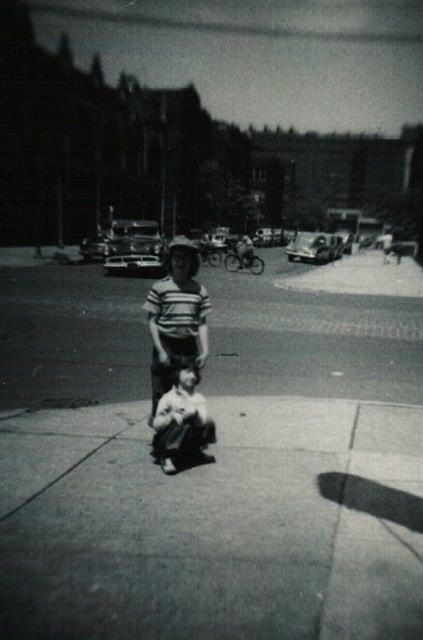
left=286, top=250, right=318, bottom=260
left=103, top=255, right=163, bottom=274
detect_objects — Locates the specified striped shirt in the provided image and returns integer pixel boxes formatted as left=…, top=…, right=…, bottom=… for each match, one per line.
left=143, top=276, right=211, bottom=338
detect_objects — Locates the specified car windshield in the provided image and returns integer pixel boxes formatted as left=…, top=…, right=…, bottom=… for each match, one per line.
left=295, top=233, right=323, bottom=247
left=127, top=226, right=158, bottom=237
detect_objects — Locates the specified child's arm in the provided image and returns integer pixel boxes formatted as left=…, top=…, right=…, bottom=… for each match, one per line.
left=196, top=318, right=209, bottom=369
left=152, top=395, right=175, bottom=430
left=148, top=313, right=170, bottom=367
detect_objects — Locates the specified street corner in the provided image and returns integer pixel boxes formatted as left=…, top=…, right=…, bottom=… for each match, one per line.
left=0, top=408, right=30, bottom=421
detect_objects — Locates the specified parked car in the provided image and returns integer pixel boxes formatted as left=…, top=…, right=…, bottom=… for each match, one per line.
left=286, top=232, right=341, bottom=264
left=103, top=253, right=164, bottom=276
left=359, top=234, right=376, bottom=248
left=110, top=219, right=165, bottom=258
left=284, top=230, right=297, bottom=243
left=79, top=234, right=115, bottom=261
left=209, top=234, right=228, bottom=251
left=253, top=228, right=273, bottom=247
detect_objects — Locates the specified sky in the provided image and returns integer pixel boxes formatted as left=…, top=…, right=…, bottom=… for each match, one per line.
left=27, top=0, right=423, bottom=138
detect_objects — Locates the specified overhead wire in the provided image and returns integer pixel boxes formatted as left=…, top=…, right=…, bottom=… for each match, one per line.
left=28, top=1, right=423, bottom=45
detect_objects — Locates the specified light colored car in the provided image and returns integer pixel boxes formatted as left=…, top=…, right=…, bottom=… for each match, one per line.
left=209, top=234, right=228, bottom=251
left=103, top=254, right=164, bottom=276
left=286, top=232, right=341, bottom=264
left=253, top=228, right=273, bottom=247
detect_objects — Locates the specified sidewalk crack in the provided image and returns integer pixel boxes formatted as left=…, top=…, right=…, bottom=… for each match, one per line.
left=349, top=403, right=361, bottom=450
left=0, top=428, right=127, bottom=524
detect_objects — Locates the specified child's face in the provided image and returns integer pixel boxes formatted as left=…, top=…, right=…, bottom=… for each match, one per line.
left=171, top=248, right=193, bottom=280
left=178, top=367, right=198, bottom=391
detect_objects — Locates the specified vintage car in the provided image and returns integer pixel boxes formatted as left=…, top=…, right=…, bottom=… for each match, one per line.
left=103, top=254, right=164, bottom=276
left=110, top=219, right=165, bottom=258
left=79, top=234, right=115, bottom=261
left=286, top=232, right=342, bottom=264
left=253, top=228, right=273, bottom=247
left=209, top=234, right=228, bottom=251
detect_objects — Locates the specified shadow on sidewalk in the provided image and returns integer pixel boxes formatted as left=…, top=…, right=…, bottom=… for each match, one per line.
left=317, top=472, right=423, bottom=534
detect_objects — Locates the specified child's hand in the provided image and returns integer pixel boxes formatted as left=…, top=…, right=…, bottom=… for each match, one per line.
left=173, top=409, right=185, bottom=425
left=195, top=353, right=208, bottom=369
left=158, top=349, right=171, bottom=367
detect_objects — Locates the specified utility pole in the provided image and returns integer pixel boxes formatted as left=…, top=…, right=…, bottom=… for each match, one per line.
left=57, top=174, right=64, bottom=249
left=172, top=192, right=177, bottom=237
left=160, top=161, right=166, bottom=237
left=291, top=158, right=296, bottom=228
left=95, top=121, right=102, bottom=232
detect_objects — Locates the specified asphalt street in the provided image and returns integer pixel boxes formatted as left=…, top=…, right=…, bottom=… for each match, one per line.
left=1, top=248, right=423, bottom=409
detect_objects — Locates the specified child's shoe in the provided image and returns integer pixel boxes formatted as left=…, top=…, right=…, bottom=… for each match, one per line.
left=161, top=457, right=177, bottom=475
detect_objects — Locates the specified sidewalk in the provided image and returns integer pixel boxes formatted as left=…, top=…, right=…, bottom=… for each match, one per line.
left=273, top=249, right=423, bottom=298
left=1, top=395, right=423, bottom=639
left=0, top=245, right=81, bottom=267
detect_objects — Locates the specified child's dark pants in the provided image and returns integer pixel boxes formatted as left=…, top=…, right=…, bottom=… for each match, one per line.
left=152, top=419, right=216, bottom=459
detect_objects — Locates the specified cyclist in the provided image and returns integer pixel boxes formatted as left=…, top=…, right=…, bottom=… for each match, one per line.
left=236, top=234, right=254, bottom=268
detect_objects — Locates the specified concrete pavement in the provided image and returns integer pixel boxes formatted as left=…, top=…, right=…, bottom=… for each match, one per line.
left=1, top=395, right=423, bottom=639
left=273, top=249, right=423, bottom=298
left=1, top=246, right=423, bottom=638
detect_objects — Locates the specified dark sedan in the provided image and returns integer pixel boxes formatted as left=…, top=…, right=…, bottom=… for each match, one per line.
left=79, top=235, right=115, bottom=261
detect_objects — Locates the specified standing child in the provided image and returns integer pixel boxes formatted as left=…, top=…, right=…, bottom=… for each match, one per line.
left=143, top=236, right=211, bottom=425
left=152, top=360, right=216, bottom=474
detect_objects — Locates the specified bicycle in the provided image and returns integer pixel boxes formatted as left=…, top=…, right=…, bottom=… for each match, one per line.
left=224, top=251, right=265, bottom=275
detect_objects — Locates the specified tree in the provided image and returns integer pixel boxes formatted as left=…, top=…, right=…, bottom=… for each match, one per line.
left=200, top=160, right=258, bottom=230
left=373, top=192, right=418, bottom=240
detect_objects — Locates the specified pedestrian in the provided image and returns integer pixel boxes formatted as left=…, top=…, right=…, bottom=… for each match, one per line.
left=381, top=233, right=393, bottom=264
left=143, top=235, right=211, bottom=426
left=151, top=359, right=216, bottom=474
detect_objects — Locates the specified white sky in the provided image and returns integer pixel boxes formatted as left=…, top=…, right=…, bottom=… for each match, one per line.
left=28, top=0, right=423, bottom=137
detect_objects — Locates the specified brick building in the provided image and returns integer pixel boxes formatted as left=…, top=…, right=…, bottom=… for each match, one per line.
left=249, top=129, right=413, bottom=231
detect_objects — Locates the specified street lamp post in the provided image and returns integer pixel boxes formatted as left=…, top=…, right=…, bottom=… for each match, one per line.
left=291, top=158, right=296, bottom=225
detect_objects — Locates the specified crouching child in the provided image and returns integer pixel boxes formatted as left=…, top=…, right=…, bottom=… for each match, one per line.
left=151, top=360, right=216, bottom=475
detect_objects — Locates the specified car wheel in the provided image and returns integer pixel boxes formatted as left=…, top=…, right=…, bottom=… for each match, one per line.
left=288, top=255, right=294, bottom=262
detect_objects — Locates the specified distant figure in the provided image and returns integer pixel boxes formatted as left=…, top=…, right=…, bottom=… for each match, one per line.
left=381, top=233, right=393, bottom=264
left=236, top=234, right=254, bottom=266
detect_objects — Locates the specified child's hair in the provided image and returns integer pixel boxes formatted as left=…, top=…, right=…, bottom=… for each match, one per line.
left=166, top=247, right=201, bottom=278
left=170, top=357, right=201, bottom=386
